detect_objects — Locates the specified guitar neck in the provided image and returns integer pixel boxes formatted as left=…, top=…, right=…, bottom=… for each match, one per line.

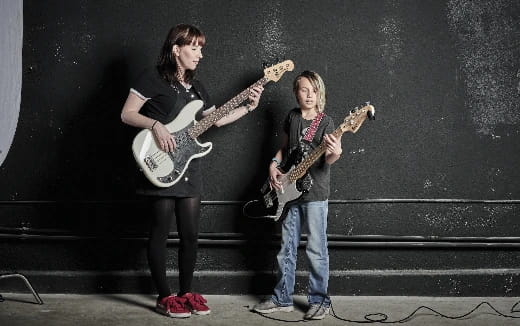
left=288, top=127, right=344, bottom=183
left=188, top=77, right=270, bottom=138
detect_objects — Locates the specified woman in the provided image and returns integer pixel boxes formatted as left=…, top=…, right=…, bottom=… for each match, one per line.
left=121, top=24, right=263, bottom=318
left=252, top=71, right=342, bottom=320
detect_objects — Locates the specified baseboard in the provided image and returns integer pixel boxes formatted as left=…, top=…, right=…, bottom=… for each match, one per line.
left=2, top=269, right=519, bottom=296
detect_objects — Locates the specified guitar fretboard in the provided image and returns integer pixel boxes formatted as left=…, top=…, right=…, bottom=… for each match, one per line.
left=288, top=128, right=344, bottom=183
left=287, top=105, right=372, bottom=182
left=188, top=77, right=270, bottom=139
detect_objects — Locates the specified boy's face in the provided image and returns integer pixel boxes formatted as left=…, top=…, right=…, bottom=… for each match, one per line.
left=296, top=77, right=317, bottom=111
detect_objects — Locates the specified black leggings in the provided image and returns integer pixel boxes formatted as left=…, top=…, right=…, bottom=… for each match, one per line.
left=147, top=196, right=200, bottom=298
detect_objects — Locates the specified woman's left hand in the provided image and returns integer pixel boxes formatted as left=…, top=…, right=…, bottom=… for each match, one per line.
left=247, top=85, right=264, bottom=110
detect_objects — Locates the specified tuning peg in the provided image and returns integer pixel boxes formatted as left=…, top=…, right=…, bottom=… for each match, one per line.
left=367, top=108, right=375, bottom=120
left=262, top=61, right=269, bottom=68
left=365, top=101, right=371, bottom=106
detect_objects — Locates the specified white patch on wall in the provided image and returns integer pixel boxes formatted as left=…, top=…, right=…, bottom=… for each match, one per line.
left=421, top=205, right=499, bottom=231
left=379, top=17, right=403, bottom=70
left=447, top=0, right=520, bottom=135
left=258, top=2, right=288, bottom=63
left=349, top=148, right=366, bottom=155
left=0, top=0, right=23, bottom=167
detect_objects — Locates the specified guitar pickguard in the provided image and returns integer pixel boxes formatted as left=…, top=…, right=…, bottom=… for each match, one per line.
left=132, top=60, right=296, bottom=188
left=243, top=171, right=304, bottom=221
left=156, top=126, right=212, bottom=185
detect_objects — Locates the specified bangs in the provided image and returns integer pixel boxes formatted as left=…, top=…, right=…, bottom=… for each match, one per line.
left=293, top=71, right=327, bottom=112
left=178, top=28, right=206, bottom=47
left=191, top=35, right=206, bottom=47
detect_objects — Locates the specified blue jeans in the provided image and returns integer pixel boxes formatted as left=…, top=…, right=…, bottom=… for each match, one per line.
left=271, top=200, right=330, bottom=307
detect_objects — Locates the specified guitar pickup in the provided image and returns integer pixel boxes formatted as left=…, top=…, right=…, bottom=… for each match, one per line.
left=144, top=155, right=158, bottom=172
left=263, top=195, right=273, bottom=208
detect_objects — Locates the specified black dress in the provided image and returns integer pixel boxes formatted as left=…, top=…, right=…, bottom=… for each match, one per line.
left=130, top=67, right=213, bottom=197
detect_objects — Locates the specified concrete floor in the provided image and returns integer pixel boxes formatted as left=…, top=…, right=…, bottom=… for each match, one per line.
left=1, top=294, right=520, bottom=325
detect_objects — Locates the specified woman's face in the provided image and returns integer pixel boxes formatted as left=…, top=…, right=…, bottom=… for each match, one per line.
left=296, top=77, right=317, bottom=111
left=175, top=41, right=203, bottom=71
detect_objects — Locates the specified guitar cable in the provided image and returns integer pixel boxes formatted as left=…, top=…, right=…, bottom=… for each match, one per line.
left=252, top=244, right=520, bottom=322
left=253, top=296, right=520, bottom=323
left=252, top=255, right=520, bottom=323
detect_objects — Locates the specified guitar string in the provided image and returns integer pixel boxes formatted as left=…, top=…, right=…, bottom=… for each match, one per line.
left=150, top=130, right=191, bottom=163
left=150, top=78, right=270, bottom=166
left=151, top=76, right=273, bottom=165
left=147, top=72, right=290, bottom=174
left=141, top=63, right=293, bottom=180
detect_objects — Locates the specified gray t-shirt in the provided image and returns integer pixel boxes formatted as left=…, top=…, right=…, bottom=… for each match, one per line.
left=282, top=108, right=335, bottom=201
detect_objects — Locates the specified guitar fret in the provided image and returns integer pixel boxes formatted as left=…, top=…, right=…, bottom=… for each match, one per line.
left=188, top=77, right=270, bottom=139
left=133, top=60, right=295, bottom=188
left=289, top=130, right=337, bottom=183
left=287, top=105, right=373, bottom=183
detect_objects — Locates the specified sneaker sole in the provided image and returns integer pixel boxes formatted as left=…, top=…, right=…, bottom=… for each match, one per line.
left=254, top=306, right=294, bottom=314
left=304, top=308, right=330, bottom=320
left=156, top=307, right=191, bottom=318
left=192, top=309, right=211, bottom=315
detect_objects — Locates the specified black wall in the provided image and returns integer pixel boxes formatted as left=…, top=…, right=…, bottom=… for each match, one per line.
left=1, top=0, right=520, bottom=295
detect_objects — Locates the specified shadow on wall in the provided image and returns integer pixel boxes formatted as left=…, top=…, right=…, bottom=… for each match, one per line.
left=49, top=56, right=153, bottom=293
left=236, top=103, right=284, bottom=295
left=54, top=57, right=136, bottom=201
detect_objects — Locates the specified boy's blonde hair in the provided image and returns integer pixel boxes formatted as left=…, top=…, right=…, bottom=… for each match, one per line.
left=293, top=70, right=326, bottom=112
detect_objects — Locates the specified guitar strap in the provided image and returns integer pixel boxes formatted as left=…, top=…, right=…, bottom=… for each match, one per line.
left=294, top=112, right=325, bottom=194
left=303, top=112, right=325, bottom=142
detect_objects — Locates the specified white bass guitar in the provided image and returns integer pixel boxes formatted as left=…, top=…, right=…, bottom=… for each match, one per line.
left=132, top=60, right=294, bottom=187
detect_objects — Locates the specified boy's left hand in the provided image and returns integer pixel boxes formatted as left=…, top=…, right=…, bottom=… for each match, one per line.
left=324, top=133, right=342, bottom=156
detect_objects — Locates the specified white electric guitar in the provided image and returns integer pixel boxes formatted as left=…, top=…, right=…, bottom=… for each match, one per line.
left=243, top=103, right=375, bottom=221
left=132, top=60, right=294, bottom=187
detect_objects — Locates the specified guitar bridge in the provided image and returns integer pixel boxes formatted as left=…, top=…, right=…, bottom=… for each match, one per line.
left=144, top=155, right=158, bottom=172
left=263, top=193, right=274, bottom=208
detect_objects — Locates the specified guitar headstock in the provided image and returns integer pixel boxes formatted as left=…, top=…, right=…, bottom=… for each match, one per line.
left=339, top=103, right=376, bottom=134
left=264, top=60, right=295, bottom=82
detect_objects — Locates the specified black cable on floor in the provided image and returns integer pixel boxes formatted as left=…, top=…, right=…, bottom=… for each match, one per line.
left=330, top=299, right=520, bottom=323
left=254, top=299, right=520, bottom=323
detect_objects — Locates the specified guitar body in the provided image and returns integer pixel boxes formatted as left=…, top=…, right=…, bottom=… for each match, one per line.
left=132, top=100, right=213, bottom=188
left=243, top=168, right=303, bottom=221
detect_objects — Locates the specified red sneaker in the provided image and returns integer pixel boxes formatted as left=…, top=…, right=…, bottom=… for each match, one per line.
left=181, top=293, right=211, bottom=315
left=155, top=295, right=191, bottom=318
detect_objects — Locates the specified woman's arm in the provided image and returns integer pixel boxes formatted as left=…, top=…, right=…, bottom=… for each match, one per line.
left=212, top=85, right=264, bottom=127
left=120, top=92, right=153, bottom=129
left=120, top=92, right=176, bottom=152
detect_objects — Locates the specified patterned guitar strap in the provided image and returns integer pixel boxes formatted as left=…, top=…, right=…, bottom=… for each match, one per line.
left=297, top=112, right=325, bottom=193
left=303, top=112, right=325, bottom=142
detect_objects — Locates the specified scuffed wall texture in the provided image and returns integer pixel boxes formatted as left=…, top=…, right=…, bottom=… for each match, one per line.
left=1, top=0, right=519, bottom=294
left=1, top=0, right=518, bottom=203
left=447, top=0, right=520, bottom=135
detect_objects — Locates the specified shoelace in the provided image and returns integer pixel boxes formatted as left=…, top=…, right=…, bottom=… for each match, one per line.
left=187, top=293, right=207, bottom=308
left=166, top=296, right=187, bottom=310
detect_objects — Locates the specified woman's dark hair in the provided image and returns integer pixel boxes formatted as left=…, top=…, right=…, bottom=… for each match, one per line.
left=157, top=24, right=206, bottom=84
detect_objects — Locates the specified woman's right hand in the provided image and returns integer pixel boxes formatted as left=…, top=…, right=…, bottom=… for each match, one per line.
left=152, top=122, right=176, bottom=152
left=269, top=163, right=283, bottom=190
